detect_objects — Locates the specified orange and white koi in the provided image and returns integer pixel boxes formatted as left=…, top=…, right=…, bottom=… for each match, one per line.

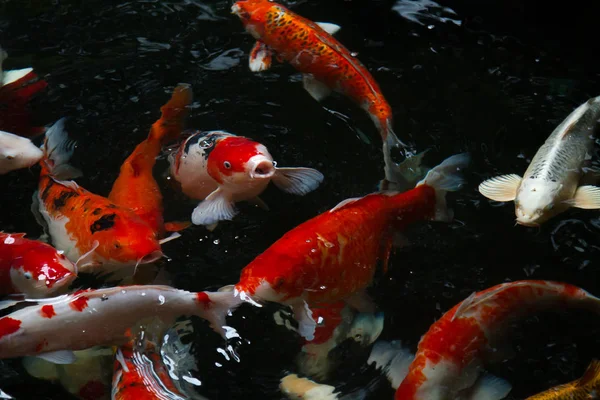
left=167, top=130, right=324, bottom=227
left=395, top=280, right=600, bottom=400
left=0, top=46, right=48, bottom=138
left=0, top=285, right=233, bottom=363
left=33, top=119, right=163, bottom=275
left=0, top=232, right=76, bottom=298
left=231, top=0, right=413, bottom=186
left=216, top=153, right=469, bottom=341
left=0, top=129, right=43, bottom=174
left=109, top=84, right=193, bottom=236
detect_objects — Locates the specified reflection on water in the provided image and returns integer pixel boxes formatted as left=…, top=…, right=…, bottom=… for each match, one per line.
left=392, top=0, right=461, bottom=26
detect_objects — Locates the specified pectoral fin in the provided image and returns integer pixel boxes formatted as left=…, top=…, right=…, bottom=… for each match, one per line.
left=272, top=167, right=324, bottom=195
left=191, top=188, right=237, bottom=226
left=249, top=41, right=273, bottom=72
left=478, top=174, right=521, bottom=202
left=36, top=350, right=76, bottom=365
left=302, top=74, right=331, bottom=102
left=316, top=22, right=341, bottom=35
left=291, top=301, right=317, bottom=341
left=568, top=185, right=600, bottom=209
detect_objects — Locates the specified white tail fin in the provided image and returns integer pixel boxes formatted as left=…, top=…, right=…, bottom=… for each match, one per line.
left=416, top=153, right=471, bottom=222
left=42, top=118, right=82, bottom=180
left=368, top=340, right=415, bottom=390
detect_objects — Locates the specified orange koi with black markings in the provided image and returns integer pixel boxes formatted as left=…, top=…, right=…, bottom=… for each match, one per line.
left=34, top=118, right=162, bottom=274
left=232, top=0, right=413, bottom=185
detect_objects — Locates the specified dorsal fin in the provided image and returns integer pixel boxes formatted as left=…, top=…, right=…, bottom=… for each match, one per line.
left=577, top=359, right=600, bottom=387
left=557, top=100, right=591, bottom=140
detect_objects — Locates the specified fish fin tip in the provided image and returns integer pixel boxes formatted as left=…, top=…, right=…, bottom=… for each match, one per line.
left=330, top=196, right=362, bottom=213
left=315, top=22, right=341, bottom=35
left=36, top=350, right=76, bottom=364
left=417, top=153, right=471, bottom=222
left=465, top=373, right=512, bottom=400
left=164, top=220, right=192, bottom=232
left=451, top=291, right=478, bottom=321
left=203, top=291, right=244, bottom=340
left=249, top=41, right=273, bottom=72
left=272, top=167, right=324, bottom=196
left=302, top=74, right=332, bottom=102
left=292, top=301, right=317, bottom=341
left=367, top=341, right=414, bottom=390
left=191, top=189, right=237, bottom=226
left=2, top=68, right=33, bottom=86
left=280, top=374, right=340, bottom=400
left=569, top=185, right=600, bottom=209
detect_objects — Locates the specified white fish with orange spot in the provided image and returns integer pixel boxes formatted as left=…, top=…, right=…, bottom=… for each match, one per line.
left=166, top=130, right=324, bottom=227
left=479, top=96, right=600, bottom=226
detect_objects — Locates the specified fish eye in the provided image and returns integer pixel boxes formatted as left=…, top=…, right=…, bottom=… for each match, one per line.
left=223, top=161, right=232, bottom=169
left=114, top=242, right=121, bottom=249
left=24, top=272, right=32, bottom=280
left=547, top=204, right=554, bottom=210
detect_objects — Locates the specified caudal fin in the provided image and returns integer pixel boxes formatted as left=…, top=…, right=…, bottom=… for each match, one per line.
left=416, top=152, right=470, bottom=222
left=199, top=290, right=244, bottom=340
left=149, top=83, right=193, bottom=144
left=41, top=118, right=82, bottom=180
left=380, top=149, right=430, bottom=193
left=367, top=340, right=414, bottom=390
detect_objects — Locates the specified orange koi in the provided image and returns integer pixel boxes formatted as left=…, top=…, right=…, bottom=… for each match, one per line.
left=108, top=84, right=193, bottom=236
left=231, top=0, right=413, bottom=186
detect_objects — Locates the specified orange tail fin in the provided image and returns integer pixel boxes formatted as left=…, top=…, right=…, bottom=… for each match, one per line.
left=148, top=84, right=193, bottom=145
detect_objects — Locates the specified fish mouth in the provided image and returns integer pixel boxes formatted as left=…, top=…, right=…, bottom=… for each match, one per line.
left=249, top=158, right=276, bottom=179
left=139, top=250, right=164, bottom=265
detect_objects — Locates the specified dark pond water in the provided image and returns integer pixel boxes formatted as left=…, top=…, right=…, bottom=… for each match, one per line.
left=1, top=0, right=600, bottom=399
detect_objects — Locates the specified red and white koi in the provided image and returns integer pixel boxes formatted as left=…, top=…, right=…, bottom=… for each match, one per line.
left=395, top=280, right=600, bottom=400
left=0, top=46, right=48, bottom=138
left=0, top=285, right=234, bottom=363
left=231, top=0, right=413, bottom=186
left=216, top=153, right=469, bottom=341
left=0, top=232, right=76, bottom=298
left=0, top=129, right=43, bottom=174
left=167, top=130, right=324, bottom=227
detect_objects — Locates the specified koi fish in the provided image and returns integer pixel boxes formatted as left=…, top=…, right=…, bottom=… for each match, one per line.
left=0, top=129, right=43, bottom=174
left=109, top=84, right=193, bottom=236
left=216, top=153, right=470, bottom=341
left=0, top=285, right=233, bottom=363
left=0, top=232, right=76, bottom=298
left=395, top=280, right=600, bottom=400
left=112, top=330, right=188, bottom=400
left=526, top=359, right=600, bottom=399
left=22, top=347, right=113, bottom=400
left=231, top=0, right=412, bottom=187
left=33, top=118, right=163, bottom=275
left=280, top=374, right=340, bottom=400
left=167, top=130, right=324, bottom=227
left=275, top=302, right=384, bottom=380
left=0, top=46, right=48, bottom=138
left=368, top=340, right=415, bottom=390
left=479, top=96, right=600, bottom=226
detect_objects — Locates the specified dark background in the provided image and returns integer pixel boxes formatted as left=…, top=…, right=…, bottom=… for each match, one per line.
left=1, top=0, right=600, bottom=398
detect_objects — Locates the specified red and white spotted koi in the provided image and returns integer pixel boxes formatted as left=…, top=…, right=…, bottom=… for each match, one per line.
left=0, top=285, right=236, bottom=363
left=395, top=280, right=600, bottom=400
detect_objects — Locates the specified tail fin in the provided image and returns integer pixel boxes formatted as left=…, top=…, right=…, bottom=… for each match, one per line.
left=579, top=359, right=600, bottom=387
left=199, top=290, right=244, bottom=340
left=380, top=149, right=430, bottom=193
left=367, top=340, right=414, bottom=390
left=41, top=118, right=82, bottom=180
left=416, top=152, right=470, bottom=222
left=149, top=84, right=193, bottom=145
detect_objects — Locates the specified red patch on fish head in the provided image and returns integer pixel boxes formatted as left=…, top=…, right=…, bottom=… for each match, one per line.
left=196, top=292, right=212, bottom=309
left=206, top=136, right=262, bottom=184
left=97, top=215, right=162, bottom=265
left=78, top=380, right=107, bottom=400
left=0, top=317, right=21, bottom=339
left=40, top=305, right=56, bottom=319
left=18, top=246, right=76, bottom=290
left=232, top=0, right=274, bottom=35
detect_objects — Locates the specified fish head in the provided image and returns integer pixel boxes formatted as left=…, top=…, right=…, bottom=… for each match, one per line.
left=10, top=247, right=77, bottom=297
left=514, top=177, right=562, bottom=226
left=93, top=214, right=163, bottom=266
left=347, top=312, right=385, bottom=346
left=0, top=130, right=43, bottom=172
left=231, top=0, right=274, bottom=39
left=207, top=136, right=275, bottom=191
